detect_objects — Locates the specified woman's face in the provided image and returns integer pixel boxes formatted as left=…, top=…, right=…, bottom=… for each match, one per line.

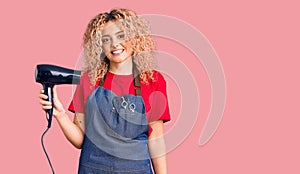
left=101, top=21, right=134, bottom=65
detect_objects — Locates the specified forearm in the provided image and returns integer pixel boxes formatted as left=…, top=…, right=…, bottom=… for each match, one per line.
left=148, top=121, right=167, bottom=174
left=55, top=112, right=84, bottom=149
left=151, top=151, right=167, bottom=174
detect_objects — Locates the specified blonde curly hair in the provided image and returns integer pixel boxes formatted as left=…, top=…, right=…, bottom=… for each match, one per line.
left=82, top=8, right=157, bottom=86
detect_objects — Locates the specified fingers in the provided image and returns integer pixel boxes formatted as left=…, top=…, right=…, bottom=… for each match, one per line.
left=39, top=86, right=58, bottom=99
left=39, top=89, right=48, bottom=99
left=40, top=99, right=52, bottom=110
left=38, top=86, right=63, bottom=112
left=39, top=99, right=51, bottom=105
left=39, top=89, right=51, bottom=110
left=39, top=93, right=48, bottom=100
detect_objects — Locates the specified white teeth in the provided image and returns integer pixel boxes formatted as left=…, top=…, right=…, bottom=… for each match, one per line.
left=112, top=49, right=123, bottom=54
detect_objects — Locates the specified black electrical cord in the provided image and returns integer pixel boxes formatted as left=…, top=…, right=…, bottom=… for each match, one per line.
left=41, top=113, right=55, bottom=174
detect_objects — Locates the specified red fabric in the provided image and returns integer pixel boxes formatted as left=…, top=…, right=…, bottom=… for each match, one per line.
left=68, top=71, right=171, bottom=135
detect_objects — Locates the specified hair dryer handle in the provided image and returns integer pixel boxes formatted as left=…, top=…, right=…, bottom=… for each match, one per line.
left=43, top=83, right=54, bottom=128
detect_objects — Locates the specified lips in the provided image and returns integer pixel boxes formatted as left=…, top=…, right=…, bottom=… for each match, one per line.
left=111, top=49, right=124, bottom=55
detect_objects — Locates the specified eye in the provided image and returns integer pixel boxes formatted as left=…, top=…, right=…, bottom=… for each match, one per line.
left=117, top=34, right=125, bottom=40
left=101, top=37, right=111, bottom=44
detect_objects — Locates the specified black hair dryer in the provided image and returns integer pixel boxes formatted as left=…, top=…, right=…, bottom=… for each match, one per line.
left=35, top=64, right=81, bottom=128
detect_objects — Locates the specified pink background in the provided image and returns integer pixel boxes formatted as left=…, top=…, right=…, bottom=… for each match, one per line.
left=1, top=0, right=299, bottom=173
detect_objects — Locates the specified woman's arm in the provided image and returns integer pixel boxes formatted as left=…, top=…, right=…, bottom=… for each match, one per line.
left=39, top=86, right=85, bottom=149
left=55, top=112, right=85, bottom=149
left=148, top=120, right=167, bottom=174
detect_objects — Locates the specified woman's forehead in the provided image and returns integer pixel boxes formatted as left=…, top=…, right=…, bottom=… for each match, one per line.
left=101, top=21, right=124, bottom=35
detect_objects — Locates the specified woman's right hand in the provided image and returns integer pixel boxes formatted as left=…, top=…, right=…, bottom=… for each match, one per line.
left=39, top=85, right=66, bottom=119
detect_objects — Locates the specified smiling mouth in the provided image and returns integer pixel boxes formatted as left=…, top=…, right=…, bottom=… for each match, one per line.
left=111, top=49, right=124, bottom=55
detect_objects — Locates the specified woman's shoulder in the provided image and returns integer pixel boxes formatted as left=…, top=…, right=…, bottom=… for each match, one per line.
left=78, top=72, right=94, bottom=87
left=142, top=70, right=166, bottom=87
left=152, top=70, right=166, bottom=82
left=79, top=72, right=89, bottom=82
left=81, top=72, right=89, bottom=78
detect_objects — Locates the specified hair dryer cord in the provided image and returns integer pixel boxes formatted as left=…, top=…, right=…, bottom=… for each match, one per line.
left=41, top=112, right=55, bottom=174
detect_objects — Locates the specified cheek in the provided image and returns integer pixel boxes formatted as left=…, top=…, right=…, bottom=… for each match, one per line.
left=127, top=47, right=134, bottom=55
left=102, top=45, right=111, bottom=54
left=123, top=42, right=134, bottom=53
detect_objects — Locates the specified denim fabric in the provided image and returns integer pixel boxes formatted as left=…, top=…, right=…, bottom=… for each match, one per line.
left=78, top=87, right=153, bottom=174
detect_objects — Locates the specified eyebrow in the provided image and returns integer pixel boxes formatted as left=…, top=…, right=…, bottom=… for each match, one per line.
left=102, top=31, right=124, bottom=37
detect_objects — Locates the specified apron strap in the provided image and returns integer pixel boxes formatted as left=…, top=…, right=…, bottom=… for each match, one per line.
left=99, top=58, right=141, bottom=96
left=133, top=61, right=141, bottom=96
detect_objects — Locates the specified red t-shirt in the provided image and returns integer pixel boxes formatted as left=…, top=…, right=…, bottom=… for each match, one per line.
left=68, top=71, right=171, bottom=134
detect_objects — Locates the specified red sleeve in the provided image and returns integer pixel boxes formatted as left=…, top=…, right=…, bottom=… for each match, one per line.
left=148, top=72, right=171, bottom=123
left=68, top=73, right=87, bottom=113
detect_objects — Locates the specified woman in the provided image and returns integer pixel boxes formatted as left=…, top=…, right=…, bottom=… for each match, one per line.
left=39, top=8, right=170, bottom=174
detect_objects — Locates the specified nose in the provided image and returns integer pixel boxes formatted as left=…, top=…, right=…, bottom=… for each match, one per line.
left=111, top=38, right=120, bottom=48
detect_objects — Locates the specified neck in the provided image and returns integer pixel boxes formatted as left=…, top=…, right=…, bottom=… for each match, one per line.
left=109, top=57, right=133, bottom=75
